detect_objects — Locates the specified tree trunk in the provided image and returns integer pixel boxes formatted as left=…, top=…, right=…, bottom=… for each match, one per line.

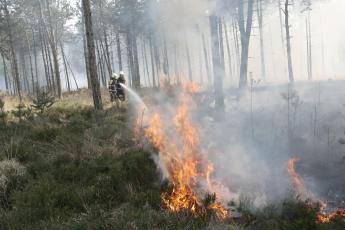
left=184, top=35, right=193, bottom=82
left=201, top=33, right=211, bottom=83
left=142, top=37, right=151, bottom=87
left=82, top=0, right=103, bottom=110
left=284, top=0, right=294, bottom=83
left=132, top=35, right=141, bottom=88
left=4, top=0, right=22, bottom=102
left=116, top=33, right=123, bottom=71
left=61, top=45, right=79, bottom=90
left=209, top=15, right=225, bottom=112
left=257, top=0, right=266, bottom=80
left=238, top=0, right=254, bottom=88
left=1, top=53, right=9, bottom=93
left=149, top=34, right=157, bottom=87
left=223, top=23, right=233, bottom=81
left=307, top=10, right=312, bottom=80
left=126, top=32, right=135, bottom=87
left=25, top=31, right=35, bottom=94
left=32, top=27, right=39, bottom=91
left=45, top=0, right=62, bottom=98
left=81, top=4, right=91, bottom=89
left=232, top=18, right=241, bottom=79
left=60, top=43, right=71, bottom=92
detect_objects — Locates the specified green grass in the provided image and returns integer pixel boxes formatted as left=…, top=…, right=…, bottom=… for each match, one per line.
left=0, top=99, right=343, bottom=229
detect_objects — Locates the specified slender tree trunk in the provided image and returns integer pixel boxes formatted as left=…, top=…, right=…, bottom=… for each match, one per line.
left=32, top=27, right=39, bottom=91
left=284, top=0, right=294, bottom=83
left=61, top=45, right=79, bottom=90
left=116, top=33, right=123, bottom=71
left=199, top=52, right=203, bottom=84
left=257, top=0, right=266, bottom=80
left=99, top=38, right=112, bottom=80
left=25, top=31, right=35, bottom=93
left=278, top=0, right=285, bottom=53
left=82, top=0, right=103, bottom=110
left=232, top=18, right=241, bottom=79
left=162, top=33, right=170, bottom=77
left=4, top=0, right=22, bottom=102
left=126, top=32, right=135, bottom=86
left=103, top=28, right=112, bottom=77
left=40, top=33, right=50, bottom=89
left=81, top=4, right=91, bottom=89
left=184, top=35, right=193, bottom=82
left=223, top=23, right=233, bottom=81
left=238, top=0, right=254, bottom=88
left=142, top=37, right=151, bottom=87
left=132, top=35, right=141, bottom=88
left=96, top=41, right=107, bottom=87
left=60, top=43, right=71, bottom=92
left=20, top=51, right=30, bottom=93
left=307, top=10, right=312, bottom=80
left=1, top=53, right=9, bottom=93
left=201, top=33, right=211, bottom=83
left=209, top=15, right=225, bottom=112
left=149, top=34, right=156, bottom=87
left=45, top=38, right=56, bottom=93
left=45, top=0, right=61, bottom=98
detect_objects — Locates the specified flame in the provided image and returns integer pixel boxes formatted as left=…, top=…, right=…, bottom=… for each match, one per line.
left=317, top=200, right=345, bottom=223
left=182, top=82, right=201, bottom=94
left=143, top=83, right=228, bottom=220
left=287, top=158, right=311, bottom=199
left=287, top=158, right=345, bottom=224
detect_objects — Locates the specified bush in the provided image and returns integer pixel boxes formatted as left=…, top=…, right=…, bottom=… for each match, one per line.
left=0, top=98, right=7, bottom=124
left=0, top=160, right=27, bottom=209
left=12, top=104, right=33, bottom=121
left=31, top=90, right=55, bottom=114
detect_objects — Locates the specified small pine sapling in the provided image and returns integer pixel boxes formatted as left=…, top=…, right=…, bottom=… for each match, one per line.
left=31, top=90, right=55, bottom=114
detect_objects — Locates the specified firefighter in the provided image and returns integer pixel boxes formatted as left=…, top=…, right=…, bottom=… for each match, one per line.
left=117, top=71, right=126, bottom=84
left=116, top=71, right=126, bottom=100
left=108, top=73, right=118, bottom=101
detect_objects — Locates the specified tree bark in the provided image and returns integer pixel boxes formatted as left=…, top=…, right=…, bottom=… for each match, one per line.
left=149, top=34, right=157, bottom=87
left=25, top=30, right=35, bottom=94
left=223, top=22, right=233, bottom=81
left=238, top=0, right=254, bottom=88
left=184, top=35, right=193, bottom=82
left=116, top=33, right=123, bottom=71
left=201, top=33, right=211, bottom=83
left=60, top=43, right=71, bottom=92
left=209, top=15, right=225, bottom=112
left=82, top=0, right=103, bottom=110
left=1, top=53, right=9, bottom=93
left=257, top=0, right=266, bottom=80
left=4, top=0, right=22, bottom=101
left=81, top=4, right=91, bottom=89
left=284, top=0, right=294, bottom=83
left=45, top=0, right=62, bottom=98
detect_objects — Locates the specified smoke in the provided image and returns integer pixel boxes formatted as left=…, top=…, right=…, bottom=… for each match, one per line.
left=134, top=81, right=345, bottom=211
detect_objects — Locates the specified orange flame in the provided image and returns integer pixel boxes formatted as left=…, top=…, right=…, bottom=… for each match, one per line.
left=143, top=83, right=228, bottom=220
left=287, top=158, right=345, bottom=224
left=287, top=158, right=311, bottom=199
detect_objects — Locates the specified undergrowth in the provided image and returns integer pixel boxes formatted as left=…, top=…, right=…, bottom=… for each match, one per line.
left=0, top=98, right=343, bottom=229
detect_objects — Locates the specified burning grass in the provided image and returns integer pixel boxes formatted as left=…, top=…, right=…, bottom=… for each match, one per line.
left=142, top=85, right=229, bottom=220
left=287, top=157, right=345, bottom=224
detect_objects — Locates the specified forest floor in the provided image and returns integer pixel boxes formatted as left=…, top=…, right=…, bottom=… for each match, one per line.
left=0, top=87, right=344, bottom=230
